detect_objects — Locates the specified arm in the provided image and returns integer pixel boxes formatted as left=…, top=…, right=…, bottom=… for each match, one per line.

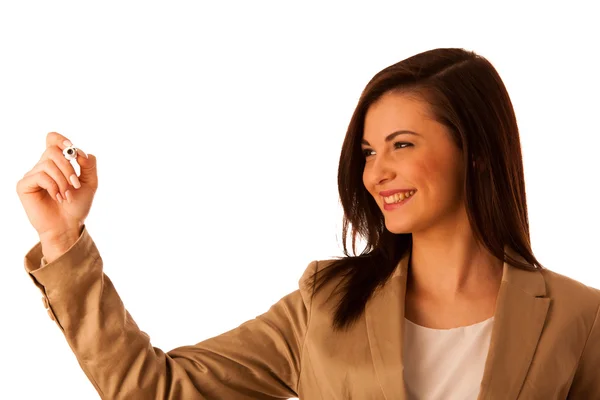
left=567, top=295, right=600, bottom=398
left=25, top=226, right=315, bottom=399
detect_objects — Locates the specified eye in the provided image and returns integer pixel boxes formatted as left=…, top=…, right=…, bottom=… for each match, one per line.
left=362, top=148, right=374, bottom=158
left=362, top=142, right=412, bottom=158
left=394, top=141, right=412, bottom=149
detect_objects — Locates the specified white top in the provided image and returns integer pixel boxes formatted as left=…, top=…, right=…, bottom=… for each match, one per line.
left=402, top=316, right=494, bottom=400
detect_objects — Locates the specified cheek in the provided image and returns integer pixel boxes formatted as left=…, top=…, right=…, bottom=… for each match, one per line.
left=362, top=166, right=375, bottom=195
left=404, top=160, right=430, bottom=187
left=406, top=160, right=446, bottom=205
left=419, top=157, right=463, bottom=201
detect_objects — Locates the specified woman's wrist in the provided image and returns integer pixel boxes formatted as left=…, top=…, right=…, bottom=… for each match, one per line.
left=39, top=225, right=83, bottom=264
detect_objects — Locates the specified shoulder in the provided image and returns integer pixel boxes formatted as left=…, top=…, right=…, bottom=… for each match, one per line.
left=297, top=259, right=340, bottom=294
left=540, top=269, right=600, bottom=395
left=540, top=267, right=600, bottom=322
left=541, top=267, right=600, bottom=304
left=260, top=259, right=340, bottom=325
left=296, top=258, right=350, bottom=311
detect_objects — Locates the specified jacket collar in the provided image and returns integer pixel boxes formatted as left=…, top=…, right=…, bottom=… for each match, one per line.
left=365, top=245, right=550, bottom=399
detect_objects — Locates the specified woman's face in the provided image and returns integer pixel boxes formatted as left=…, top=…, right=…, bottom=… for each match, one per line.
left=361, top=91, right=466, bottom=235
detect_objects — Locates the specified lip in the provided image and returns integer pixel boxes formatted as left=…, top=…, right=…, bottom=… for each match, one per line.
left=383, top=192, right=415, bottom=211
left=379, top=188, right=417, bottom=197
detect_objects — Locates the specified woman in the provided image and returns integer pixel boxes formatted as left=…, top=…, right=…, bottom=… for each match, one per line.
left=17, top=48, right=600, bottom=399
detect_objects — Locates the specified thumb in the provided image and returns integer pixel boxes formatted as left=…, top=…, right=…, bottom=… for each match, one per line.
left=76, top=149, right=98, bottom=188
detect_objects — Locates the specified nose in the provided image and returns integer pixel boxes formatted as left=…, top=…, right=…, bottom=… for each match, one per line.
left=366, top=153, right=396, bottom=187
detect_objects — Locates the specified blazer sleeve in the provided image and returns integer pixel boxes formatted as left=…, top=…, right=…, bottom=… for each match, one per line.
left=567, top=294, right=600, bottom=398
left=24, top=225, right=317, bottom=400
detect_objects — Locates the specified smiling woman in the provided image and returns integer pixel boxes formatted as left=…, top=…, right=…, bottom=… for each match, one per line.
left=305, top=48, right=600, bottom=399
left=17, top=47, right=600, bottom=399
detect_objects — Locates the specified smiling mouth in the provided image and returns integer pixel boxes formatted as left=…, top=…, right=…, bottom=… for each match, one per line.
left=382, top=190, right=416, bottom=204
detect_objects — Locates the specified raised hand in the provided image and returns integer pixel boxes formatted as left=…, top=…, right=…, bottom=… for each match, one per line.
left=16, top=132, right=98, bottom=262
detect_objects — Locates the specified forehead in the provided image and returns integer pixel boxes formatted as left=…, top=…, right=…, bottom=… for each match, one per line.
left=363, top=92, right=434, bottom=140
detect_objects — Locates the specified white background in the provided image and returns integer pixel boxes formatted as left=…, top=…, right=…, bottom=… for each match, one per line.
left=1, top=1, right=599, bottom=398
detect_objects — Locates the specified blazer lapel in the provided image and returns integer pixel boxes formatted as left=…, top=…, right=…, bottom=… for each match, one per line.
left=365, top=251, right=411, bottom=399
left=365, top=245, right=550, bottom=400
left=477, top=246, right=550, bottom=399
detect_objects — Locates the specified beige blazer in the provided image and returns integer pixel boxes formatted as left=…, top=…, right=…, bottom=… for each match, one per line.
left=24, top=226, right=600, bottom=399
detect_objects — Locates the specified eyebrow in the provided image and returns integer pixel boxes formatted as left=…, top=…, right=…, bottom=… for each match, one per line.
left=361, top=130, right=421, bottom=146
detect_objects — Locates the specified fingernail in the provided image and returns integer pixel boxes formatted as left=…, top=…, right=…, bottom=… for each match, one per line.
left=65, top=190, right=72, bottom=203
left=56, top=193, right=63, bottom=204
left=77, top=149, right=88, bottom=159
left=70, top=174, right=81, bottom=189
left=63, top=140, right=73, bottom=147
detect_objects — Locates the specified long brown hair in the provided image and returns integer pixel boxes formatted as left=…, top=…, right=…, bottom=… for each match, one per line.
left=309, top=48, right=545, bottom=333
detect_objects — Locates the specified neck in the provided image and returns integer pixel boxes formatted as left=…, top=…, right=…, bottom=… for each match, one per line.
left=406, top=215, right=503, bottom=302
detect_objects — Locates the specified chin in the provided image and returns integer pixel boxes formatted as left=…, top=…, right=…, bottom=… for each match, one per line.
left=384, top=221, right=413, bottom=235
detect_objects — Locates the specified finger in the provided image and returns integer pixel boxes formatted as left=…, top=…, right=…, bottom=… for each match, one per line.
left=17, top=170, right=63, bottom=203
left=75, top=150, right=98, bottom=188
left=23, top=158, right=71, bottom=199
left=31, top=146, right=80, bottom=190
left=46, top=131, right=74, bottom=150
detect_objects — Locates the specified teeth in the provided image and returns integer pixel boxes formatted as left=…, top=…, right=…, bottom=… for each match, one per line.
left=383, top=190, right=415, bottom=204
